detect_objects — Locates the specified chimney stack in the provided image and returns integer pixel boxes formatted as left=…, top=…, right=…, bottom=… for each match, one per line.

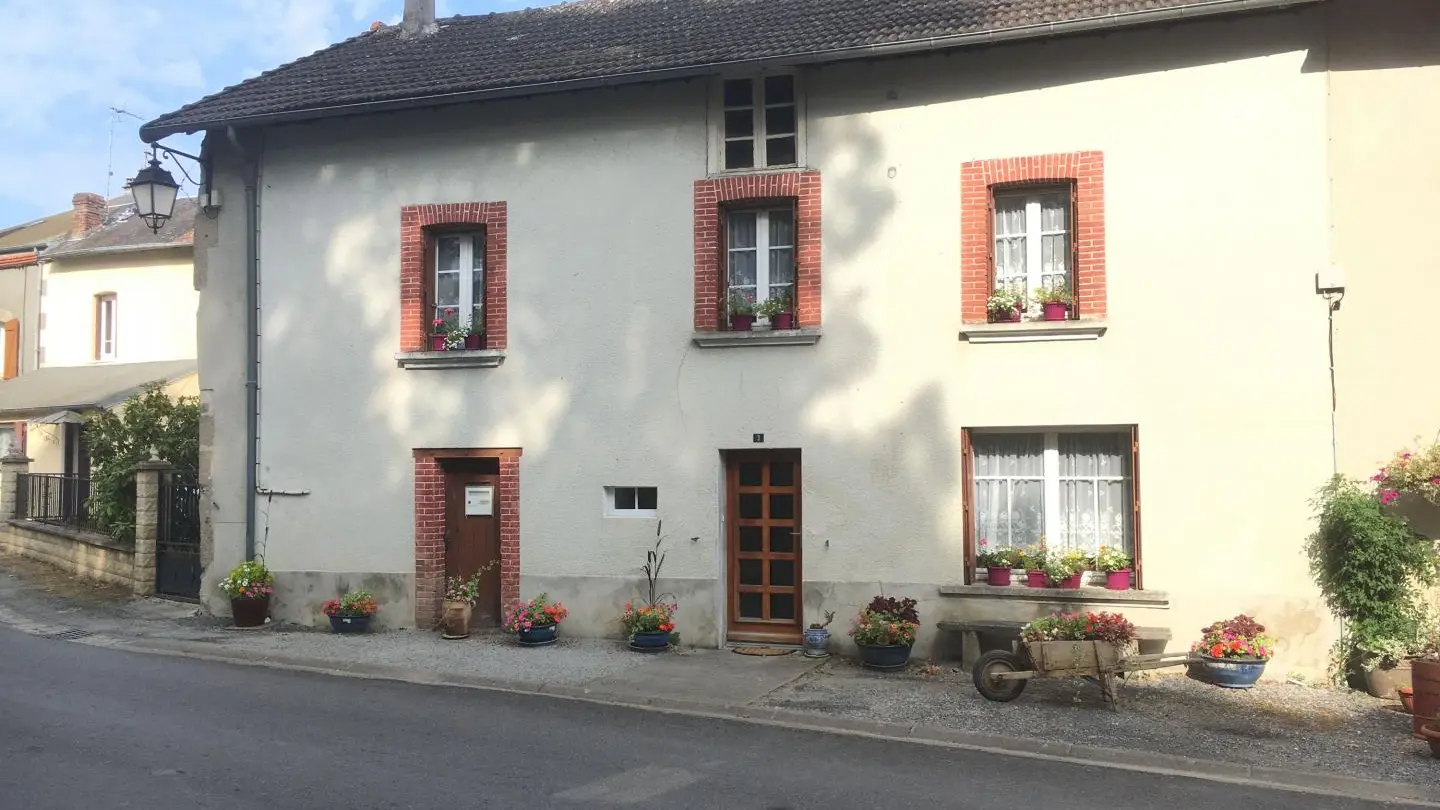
left=402, top=0, right=437, bottom=34
left=70, top=193, right=106, bottom=239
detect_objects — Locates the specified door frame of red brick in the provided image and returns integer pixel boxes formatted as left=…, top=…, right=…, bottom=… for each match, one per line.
left=413, top=447, right=521, bottom=626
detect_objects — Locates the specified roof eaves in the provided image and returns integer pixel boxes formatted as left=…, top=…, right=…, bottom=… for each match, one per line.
left=140, top=0, right=1324, bottom=141
left=42, top=241, right=193, bottom=261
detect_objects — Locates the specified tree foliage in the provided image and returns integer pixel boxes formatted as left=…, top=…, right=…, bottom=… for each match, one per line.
left=1306, top=476, right=1439, bottom=671
left=84, top=383, right=200, bottom=543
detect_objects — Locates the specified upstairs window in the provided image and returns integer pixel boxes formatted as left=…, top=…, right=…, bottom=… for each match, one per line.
left=721, top=75, right=799, bottom=171
left=726, top=207, right=794, bottom=318
left=433, top=233, right=484, bottom=334
left=993, top=186, right=1072, bottom=302
left=95, top=294, right=116, bottom=361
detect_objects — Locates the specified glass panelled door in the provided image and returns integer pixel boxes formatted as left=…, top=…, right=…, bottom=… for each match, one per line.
left=726, top=450, right=802, bottom=643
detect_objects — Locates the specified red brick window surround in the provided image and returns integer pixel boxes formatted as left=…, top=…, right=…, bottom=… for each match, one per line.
left=400, top=202, right=508, bottom=351
left=413, top=449, right=521, bottom=626
left=960, top=152, right=1105, bottom=324
left=693, top=170, right=821, bottom=331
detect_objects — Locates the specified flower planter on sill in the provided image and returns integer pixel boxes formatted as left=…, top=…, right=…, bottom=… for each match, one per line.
left=986, top=566, right=1013, bottom=587
left=1042, top=302, right=1069, bottom=321
left=430, top=335, right=447, bottom=351
left=464, top=333, right=482, bottom=350
left=729, top=314, right=755, bottom=332
left=1025, top=570, right=1048, bottom=588
left=1105, top=570, right=1132, bottom=591
left=771, top=312, right=795, bottom=330
left=989, top=307, right=1022, bottom=324
left=1057, top=573, right=1083, bottom=590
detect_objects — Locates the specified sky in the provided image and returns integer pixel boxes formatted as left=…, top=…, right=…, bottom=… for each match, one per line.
left=0, top=0, right=558, bottom=226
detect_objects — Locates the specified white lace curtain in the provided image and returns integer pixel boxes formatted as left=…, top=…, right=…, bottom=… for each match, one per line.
left=973, top=433, right=1132, bottom=558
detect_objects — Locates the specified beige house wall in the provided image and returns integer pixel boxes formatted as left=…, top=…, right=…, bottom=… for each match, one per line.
left=39, top=250, right=197, bottom=368
left=191, top=4, right=1439, bottom=675
left=1327, top=0, right=1440, bottom=479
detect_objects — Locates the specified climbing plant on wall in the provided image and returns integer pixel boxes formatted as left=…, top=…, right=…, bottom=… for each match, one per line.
left=84, top=383, right=200, bottom=543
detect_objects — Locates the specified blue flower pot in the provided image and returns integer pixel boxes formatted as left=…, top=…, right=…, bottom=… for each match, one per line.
left=857, top=643, right=912, bottom=671
left=803, top=627, right=831, bottom=658
left=328, top=614, right=371, bottom=634
left=1188, top=654, right=1266, bottom=688
left=518, top=624, right=558, bottom=645
left=631, top=630, right=670, bottom=648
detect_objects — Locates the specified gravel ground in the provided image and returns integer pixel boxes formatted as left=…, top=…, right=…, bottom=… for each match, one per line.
left=763, top=658, right=1437, bottom=786
left=206, top=626, right=656, bottom=685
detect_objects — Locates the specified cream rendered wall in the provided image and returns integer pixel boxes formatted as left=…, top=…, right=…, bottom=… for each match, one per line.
left=27, top=424, right=64, bottom=475
left=204, top=10, right=1345, bottom=670
left=40, top=250, right=197, bottom=367
left=1327, top=0, right=1440, bottom=478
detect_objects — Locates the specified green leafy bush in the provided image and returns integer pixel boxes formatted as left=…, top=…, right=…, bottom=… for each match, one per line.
left=84, top=383, right=199, bottom=543
left=1306, top=476, right=1439, bottom=672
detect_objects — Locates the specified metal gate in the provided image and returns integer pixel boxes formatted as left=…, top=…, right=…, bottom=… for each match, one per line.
left=156, top=474, right=202, bottom=600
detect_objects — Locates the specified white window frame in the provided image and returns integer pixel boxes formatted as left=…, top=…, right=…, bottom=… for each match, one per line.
left=604, top=486, right=659, bottom=519
left=971, top=429, right=1132, bottom=553
left=96, top=294, right=117, bottom=362
left=726, top=207, right=795, bottom=317
left=434, top=233, right=485, bottom=331
left=992, top=187, right=1071, bottom=298
left=711, top=72, right=804, bottom=173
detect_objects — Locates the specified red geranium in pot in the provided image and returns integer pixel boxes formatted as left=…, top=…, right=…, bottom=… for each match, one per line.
left=1033, top=286, right=1072, bottom=321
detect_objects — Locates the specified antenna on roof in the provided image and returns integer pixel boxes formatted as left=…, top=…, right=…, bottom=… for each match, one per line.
left=106, top=107, right=145, bottom=201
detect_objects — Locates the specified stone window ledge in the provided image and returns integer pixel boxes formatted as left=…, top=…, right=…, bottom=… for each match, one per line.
left=692, top=328, right=822, bottom=349
left=959, top=320, right=1107, bottom=344
left=938, top=583, right=1168, bottom=606
left=396, top=350, right=506, bottom=370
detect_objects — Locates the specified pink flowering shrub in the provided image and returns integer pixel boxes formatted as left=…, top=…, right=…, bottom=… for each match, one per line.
left=1372, top=440, right=1440, bottom=506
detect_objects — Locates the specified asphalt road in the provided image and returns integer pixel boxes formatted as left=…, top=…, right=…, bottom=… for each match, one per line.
left=0, top=626, right=1402, bottom=810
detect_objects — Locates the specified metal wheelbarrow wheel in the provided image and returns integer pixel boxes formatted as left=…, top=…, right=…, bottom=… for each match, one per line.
left=973, top=650, right=1028, bottom=702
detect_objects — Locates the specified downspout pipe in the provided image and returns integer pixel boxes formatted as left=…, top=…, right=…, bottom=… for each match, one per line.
left=226, top=125, right=260, bottom=562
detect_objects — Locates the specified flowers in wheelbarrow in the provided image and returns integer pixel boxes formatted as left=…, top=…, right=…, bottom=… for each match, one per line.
left=1020, top=611, right=1136, bottom=645
left=1190, top=614, right=1276, bottom=661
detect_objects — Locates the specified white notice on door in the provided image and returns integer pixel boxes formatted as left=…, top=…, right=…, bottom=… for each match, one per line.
left=465, top=485, right=494, bottom=516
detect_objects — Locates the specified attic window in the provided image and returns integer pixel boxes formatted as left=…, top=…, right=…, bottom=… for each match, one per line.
left=719, top=75, right=800, bottom=171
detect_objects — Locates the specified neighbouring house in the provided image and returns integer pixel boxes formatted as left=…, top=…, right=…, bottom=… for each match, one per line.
left=144, top=0, right=1439, bottom=674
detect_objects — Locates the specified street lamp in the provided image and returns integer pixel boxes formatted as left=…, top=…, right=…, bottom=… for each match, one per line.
left=128, top=154, right=180, bottom=231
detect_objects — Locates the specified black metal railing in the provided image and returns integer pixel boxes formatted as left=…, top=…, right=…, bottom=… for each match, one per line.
left=15, top=473, right=104, bottom=535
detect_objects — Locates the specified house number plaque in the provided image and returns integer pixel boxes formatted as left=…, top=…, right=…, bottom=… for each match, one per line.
left=465, top=485, right=494, bottom=516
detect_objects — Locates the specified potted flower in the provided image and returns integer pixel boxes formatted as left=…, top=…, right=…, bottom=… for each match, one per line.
left=728, top=292, right=756, bottom=332
left=218, top=560, right=275, bottom=628
left=986, top=288, right=1024, bottom=323
left=621, top=600, right=677, bottom=648
left=440, top=559, right=497, bottom=640
left=1094, top=545, right=1132, bottom=590
left=849, top=595, right=919, bottom=671
left=431, top=306, right=459, bottom=351
left=1032, top=286, right=1072, bottom=321
left=503, top=592, right=569, bottom=645
left=1040, top=549, right=1086, bottom=589
left=977, top=539, right=1017, bottom=586
left=804, top=610, right=836, bottom=658
left=1186, top=614, right=1277, bottom=689
left=757, top=292, right=795, bottom=330
left=1021, top=544, right=1049, bottom=588
left=322, top=589, right=378, bottom=633
left=1412, top=628, right=1440, bottom=740
left=1374, top=440, right=1440, bottom=539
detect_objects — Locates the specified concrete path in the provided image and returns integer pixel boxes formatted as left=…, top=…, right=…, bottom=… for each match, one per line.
left=0, top=624, right=1413, bottom=810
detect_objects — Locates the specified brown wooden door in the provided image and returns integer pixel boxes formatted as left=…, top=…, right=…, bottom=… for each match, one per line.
left=3, top=319, right=18, bottom=380
left=444, top=463, right=502, bottom=626
left=726, top=450, right=802, bottom=643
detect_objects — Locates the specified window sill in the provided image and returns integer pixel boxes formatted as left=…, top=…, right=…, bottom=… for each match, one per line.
left=707, top=164, right=808, bottom=179
left=937, top=583, right=1168, bottom=606
left=395, top=349, right=506, bottom=370
left=959, top=320, right=1107, bottom=344
left=692, top=328, right=822, bottom=349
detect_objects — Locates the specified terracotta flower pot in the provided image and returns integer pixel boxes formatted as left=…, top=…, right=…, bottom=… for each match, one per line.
left=986, top=566, right=1012, bottom=586
left=1042, top=302, right=1068, bottom=321
left=1105, top=569, right=1132, bottom=590
left=1420, top=722, right=1440, bottom=759
left=771, top=312, right=795, bottom=330
left=730, top=314, right=755, bottom=332
left=1399, top=687, right=1415, bottom=715
left=1025, top=570, right=1048, bottom=588
left=441, top=600, right=473, bottom=639
left=1412, top=659, right=1440, bottom=740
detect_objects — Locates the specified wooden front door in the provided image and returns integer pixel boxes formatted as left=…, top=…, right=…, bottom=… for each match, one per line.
left=726, top=450, right=802, bottom=643
left=444, top=460, right=502, bottom=626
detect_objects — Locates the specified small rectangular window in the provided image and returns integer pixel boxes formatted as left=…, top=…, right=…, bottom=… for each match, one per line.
left=726, top=207, right=795, bottom=327
left=433, top=233, right=485, bottom=334
left=992, top=186, right=1072, bottom=302
left=720, top=74, right=799, bottom=171
left=605, top=486, right=659, bottom=518
left=95, top=294, right=117, bottom=361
